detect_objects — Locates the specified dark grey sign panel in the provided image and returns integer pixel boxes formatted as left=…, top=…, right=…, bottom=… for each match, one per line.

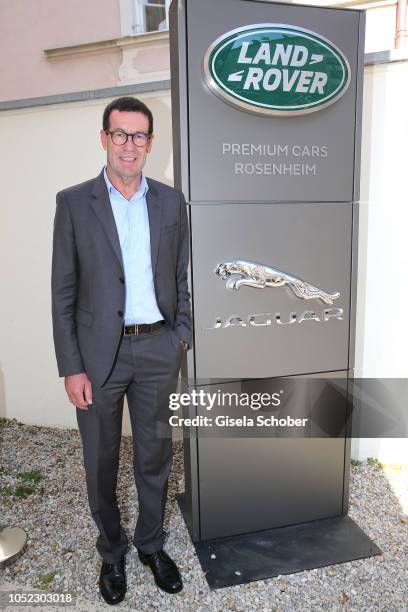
left=184, top=0, right=363, bottom=203
left=183, top=374, right=348, bottom=540
left=199, top=437, right=346, bottom=540
left=191, top=203, right=352, bottom=379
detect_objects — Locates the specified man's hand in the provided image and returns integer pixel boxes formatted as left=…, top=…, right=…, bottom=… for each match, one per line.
left=65, top=373, right=93, bottom=410
left=179, top=341, right=188, bottom=352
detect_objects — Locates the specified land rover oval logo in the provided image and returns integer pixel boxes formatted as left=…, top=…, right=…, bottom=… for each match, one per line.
left=203, top=24, right=351, bottom=116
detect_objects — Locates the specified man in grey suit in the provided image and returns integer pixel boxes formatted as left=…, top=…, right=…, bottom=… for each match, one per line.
left=52, top=97, right=191, bottom=604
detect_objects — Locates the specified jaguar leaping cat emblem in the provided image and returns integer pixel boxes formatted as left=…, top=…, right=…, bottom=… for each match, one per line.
left=214, top=260, right=340, bottom=305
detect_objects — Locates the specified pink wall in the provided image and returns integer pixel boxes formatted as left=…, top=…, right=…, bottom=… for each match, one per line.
left=0, top=0, right=122, bottom=101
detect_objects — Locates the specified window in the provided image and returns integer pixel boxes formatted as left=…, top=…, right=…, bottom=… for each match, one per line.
left=144, top=0, right=168, bottom=32
left=120, top=0, right=171, bottom=36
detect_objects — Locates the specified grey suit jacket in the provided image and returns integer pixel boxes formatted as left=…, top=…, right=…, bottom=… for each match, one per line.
left=51, top=170, right=191, bottom=387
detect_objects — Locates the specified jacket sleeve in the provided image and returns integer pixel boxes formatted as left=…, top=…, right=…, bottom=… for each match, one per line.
left=174, top=191, right=192, bottom=345
left=51, top=191, right=85, bottom=377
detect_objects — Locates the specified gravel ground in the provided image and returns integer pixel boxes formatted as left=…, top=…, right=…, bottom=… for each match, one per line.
left=1, top=419, right=407, bottom=611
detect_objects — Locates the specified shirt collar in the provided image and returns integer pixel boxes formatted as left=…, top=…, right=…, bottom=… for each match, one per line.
left=103, top=166, right=149, bottom=201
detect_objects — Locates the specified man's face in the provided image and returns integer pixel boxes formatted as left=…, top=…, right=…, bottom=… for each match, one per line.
left=100, top=110, right=153, bottom=183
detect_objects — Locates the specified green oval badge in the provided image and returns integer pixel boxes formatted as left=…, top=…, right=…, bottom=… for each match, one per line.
left=203, top=24, right=351, bottom=116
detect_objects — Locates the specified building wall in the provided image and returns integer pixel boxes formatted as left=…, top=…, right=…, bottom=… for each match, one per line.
left=0, top=91, right=172, bottom=431
left=357, top=60, right=408, bottom=379
left=0, top=0, right=121, bottom=101
left=363, top=3, right=397, bottom=52
left=351, top=56, right=408, bottom=464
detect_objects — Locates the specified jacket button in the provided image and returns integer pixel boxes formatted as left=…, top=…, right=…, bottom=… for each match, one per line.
left=117, top=310, right=124, bottom=317
left=119, top=277, right=124, bottom=284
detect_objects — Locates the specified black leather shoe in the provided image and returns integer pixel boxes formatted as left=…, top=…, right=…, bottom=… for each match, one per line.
left=99, top=558, right=127, bottom=605
left=138, top=549, right=183, bottom=594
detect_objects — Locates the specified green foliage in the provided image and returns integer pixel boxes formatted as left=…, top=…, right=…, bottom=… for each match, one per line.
left=0, top=417, right=23, bottom=427
left=1, top=467, right=45, bottom=499
left=18, top=469, right=43, bottom=483
left=351, top=459, right=363, bottom=466
left=14, top=485, right=35, bottom=498
left=1, top=485, right=14, bottom=496
left=367, top=457, right=383, bottom=468
left=34, top=572, right=56, bottom=589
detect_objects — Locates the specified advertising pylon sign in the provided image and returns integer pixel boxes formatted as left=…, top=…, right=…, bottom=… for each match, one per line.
left=170, top=0, right=379, bottom=587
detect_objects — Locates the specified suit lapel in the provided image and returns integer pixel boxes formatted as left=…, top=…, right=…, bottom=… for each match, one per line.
left=91, top=172, right=124, bottom=273
left=146, top=179, right=162, bottom=274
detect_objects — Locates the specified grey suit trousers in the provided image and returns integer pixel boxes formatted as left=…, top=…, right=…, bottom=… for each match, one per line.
left=76, top=323, right=183, bottom=562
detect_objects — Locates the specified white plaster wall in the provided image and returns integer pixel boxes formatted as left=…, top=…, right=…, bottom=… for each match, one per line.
left=357, top=61, right=408, bottom=378
left=0, top=91, right=173, bottom=430
left=351, top=58, right=408, bottom=464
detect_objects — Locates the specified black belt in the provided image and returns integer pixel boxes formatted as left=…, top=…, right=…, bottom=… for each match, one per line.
left=123, top=320, right=165, bottom=336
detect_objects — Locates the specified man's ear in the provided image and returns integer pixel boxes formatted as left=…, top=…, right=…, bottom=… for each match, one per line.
left=100, top=129, right=108, bottom=151
left=146, top=134, right=155, bottom=153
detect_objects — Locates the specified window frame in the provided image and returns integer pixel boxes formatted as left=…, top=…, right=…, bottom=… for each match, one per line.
left=142, top=0, right=170, bottom=32
left=121, top=0, right=171, bottom=35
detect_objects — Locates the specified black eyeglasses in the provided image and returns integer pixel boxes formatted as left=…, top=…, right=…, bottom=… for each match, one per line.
left=105, top=130, right=151, bottom=147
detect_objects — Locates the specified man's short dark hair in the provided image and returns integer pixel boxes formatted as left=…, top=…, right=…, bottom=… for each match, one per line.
left=102, top=97, right=154, bottom=134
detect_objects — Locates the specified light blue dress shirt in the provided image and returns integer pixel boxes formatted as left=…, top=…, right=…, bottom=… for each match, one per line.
left=103, top=167, right=163, bottom=325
